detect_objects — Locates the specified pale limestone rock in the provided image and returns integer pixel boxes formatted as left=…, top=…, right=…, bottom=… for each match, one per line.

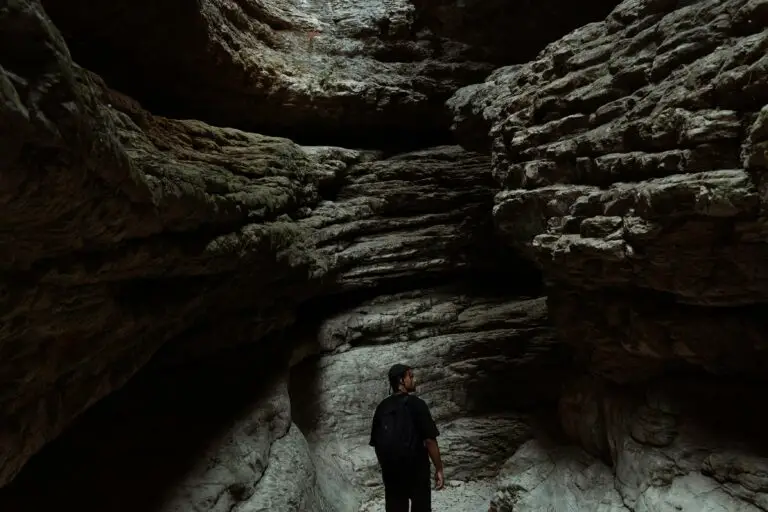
left=0, top=354, right=330, bottom=511
left=5, top=0, right=768, bottom=511
left=491, top=376, right=768, bottom=511
left=489, top=440, right=627, bottom=512
left=290, top=289, right=565, bottom=508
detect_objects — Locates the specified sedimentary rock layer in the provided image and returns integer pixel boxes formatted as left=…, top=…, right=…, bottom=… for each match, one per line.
left=0, top=285, right=565, bottom=512
left=289, top=288, right=566, bottom=507
left=491, top=375, right=768, bottom=511
left=39, top=0, right=620, bottom=145
left=1, top=0, right=512, bottom=486
left=448, top=0, right=768, bottom=509
left=449, top=0, right=768, bottom=379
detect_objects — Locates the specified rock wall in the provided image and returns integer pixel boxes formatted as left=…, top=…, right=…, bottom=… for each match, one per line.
left=491, top=375, right=768, bottom=511
left=289, top=288, right=566, bottom=509
left=38, top=0, right=620, bottom=145
left=2, top=0, right=563, bottom=505
left=3, top=0, right=534, bottom=489
left=5, top=0, right=768, bottom=510
left=448, top=0, right=768, bottom=509
left=0, top=343, right=333, bottom=512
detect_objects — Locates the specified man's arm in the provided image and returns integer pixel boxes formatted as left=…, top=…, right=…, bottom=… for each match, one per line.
left=412, top=398, right=445, bottom=489
left=425, top=438, right=444, bottom=472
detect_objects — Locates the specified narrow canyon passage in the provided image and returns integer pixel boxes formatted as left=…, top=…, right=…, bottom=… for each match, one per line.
left=3, top=0, right=768, bottom=510
left=0, top=275, right=558, bottom=512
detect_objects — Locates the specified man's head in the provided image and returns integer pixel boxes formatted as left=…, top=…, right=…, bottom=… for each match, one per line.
left=388, top=363, right=416, bottom=394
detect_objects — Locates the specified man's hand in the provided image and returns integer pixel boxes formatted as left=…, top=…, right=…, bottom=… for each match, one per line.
left=425, top=438, right=444, bottom=490
left=435, top=468, right=445, bottom=490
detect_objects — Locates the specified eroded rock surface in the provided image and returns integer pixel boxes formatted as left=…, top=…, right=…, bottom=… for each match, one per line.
left=450, top=0, right=768, bottom=378
left=1, top=0, right=515, bottom=488
left=448, top=0, right=768, bottom=508
left=8, top=0, right=768, bottom=509
left=535, top=376, right=768, bottom=511
left=290, top=289, right=566, bottom=509
left=0, top=346, right=333, bottom=512
left=492, top=375, right=768, bottom=511
left=1, top=1, right=323, bottom=479
left=489, top=439, right=627, bottom=511
left=39, top=0, right=620, bottom=145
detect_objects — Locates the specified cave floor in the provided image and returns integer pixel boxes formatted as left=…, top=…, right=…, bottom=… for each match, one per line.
left=359, top=479, right=494, bottom=512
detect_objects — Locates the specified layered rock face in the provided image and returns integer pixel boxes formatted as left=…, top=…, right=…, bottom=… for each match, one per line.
left=5, top=0, right=768, bottom=510
left=289, top=289, right=566, bottom=508
left=2, top=0, right=567, bottom=506
left=37, top=0, right=620, bottom=146
left=449, top=0, right=768, bottom=509
left=0, top=18, right=497, bottom=492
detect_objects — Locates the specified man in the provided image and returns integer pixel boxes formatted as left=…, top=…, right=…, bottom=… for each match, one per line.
left=369, top=363, right=444, bottom=512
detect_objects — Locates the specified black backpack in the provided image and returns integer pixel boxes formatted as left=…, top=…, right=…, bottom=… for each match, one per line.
left=373, top=396, right=418, bottom=470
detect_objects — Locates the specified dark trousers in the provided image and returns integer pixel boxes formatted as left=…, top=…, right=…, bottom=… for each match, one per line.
left=384, top=476, right=431, bottom=512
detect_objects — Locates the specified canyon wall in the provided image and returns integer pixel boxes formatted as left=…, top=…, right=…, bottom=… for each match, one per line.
left=3, top=0, right=768, bottom=510
left=38, top=0, right=619, bottom=145
left=2, top=0, right=598, bottom=507
left=449, top=0, right=768, bottom=509
left=289, top=289, right=565, bottom=509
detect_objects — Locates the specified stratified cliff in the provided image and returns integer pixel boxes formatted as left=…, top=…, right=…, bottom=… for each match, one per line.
left=4, top=0, right=768, bottom=510
left=0, top=16, right=501, bottom=488
left=1, top=0, right=593, bottom=506
left=449, top=0, right=768, bottom=509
